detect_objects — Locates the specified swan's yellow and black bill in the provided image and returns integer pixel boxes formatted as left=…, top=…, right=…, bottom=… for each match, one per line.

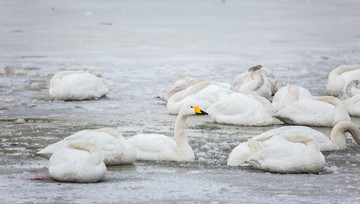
left=193, top=106, right=208, bottom=115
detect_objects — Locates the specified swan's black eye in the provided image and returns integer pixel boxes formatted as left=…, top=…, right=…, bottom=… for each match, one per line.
left=190, top=106, right=193, bottom=108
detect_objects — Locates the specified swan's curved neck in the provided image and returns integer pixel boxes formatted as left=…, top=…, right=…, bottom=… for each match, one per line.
left=174, top=113, right=194, bottom=160
left=333, top=65, right=360, bottom=75
left=331, top=121, right=360, bottom=149
left=239, top=72, right=263, bottom=92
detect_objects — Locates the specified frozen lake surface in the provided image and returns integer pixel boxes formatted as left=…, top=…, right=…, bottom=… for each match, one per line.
left=1, top=0, right=360, bottom=203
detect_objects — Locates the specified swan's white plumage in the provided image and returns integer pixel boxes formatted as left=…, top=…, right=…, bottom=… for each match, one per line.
left=272, top=84, right=312, bottom=113
left=128, top=105, right=207, bottom=161
left=326, top=64, right=360, bottom=97
left=231, top=65, right=278, bottom=99
left=274, top=96, right=350, bottom=126
left=49, top=70, right=109, bottom=100
left=227, top=121, right=360, bottom=167
left=161, top=77, right=202, bottom=102
left=245, top=135, right=325, bottom=173
left=207, top=93, right=283, bottom=126
left=343, top=94, right=360, bottom=116
left=37, top=128, right=136, bottom=165
left=166, top=81, right=232, bottom=114
left=49, top=142, right=107, bottom=183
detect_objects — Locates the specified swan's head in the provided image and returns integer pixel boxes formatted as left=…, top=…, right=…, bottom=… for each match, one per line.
left=180, top=104, right=208, bottom=116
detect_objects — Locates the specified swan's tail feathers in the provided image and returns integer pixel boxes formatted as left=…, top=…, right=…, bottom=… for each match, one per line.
left=35, top=151, right=52, bottom=160
left=35, top=140, right=66, bottom=159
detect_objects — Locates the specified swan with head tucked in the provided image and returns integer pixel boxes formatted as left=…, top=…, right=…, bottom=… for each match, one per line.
left=166, top=81, right=232, bottom=114
left=326, top=64, right=360, bottom=97
left=128, top=105, right=208, bottom=161
left=272, top=84, right=312, bottom=113
left=161, top=77, right=202, bottom=102
left=206, top=92, right=283, bottom=126
left=49, top=141, right=107, bottom=183
left=245, top=134, right=325, bottom=173
left=339, top=80, right=360, bottom=100
left=36, top=128, right=136, bottom=165
left=227, top=121, right=360, bottom=167
left=337, top=80, right=360, bottom=116
left=274, top=96, right=350, bottom=126
left=344, top=95, right=360, bottom=117
left=49, top=70, right=109, bottom=100
left=231, top=65, right=278, bottom=99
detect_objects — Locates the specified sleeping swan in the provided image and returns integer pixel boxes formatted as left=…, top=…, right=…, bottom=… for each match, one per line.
left=36, top=128, right=136, bottom=165
left=207, top=93, right=283, bottom=126
left=128, top=105, right=208, bottom=161
left=166, top=81, right=232, bottom=114
left=49, top=70, right=109, bottom=100
left=245, top=134, right=325, bottom=173
left=161, top=77, right=202, bottom=102
left=49, top=141, right=107, bottom=182
left=272, top=84, right=312, bottom=113
left=274, top=96, right=350, bottom=126
left=227, top=121, right=360, bottom=167
left=231, top=65, right=278, bottom=99
left=326, top=64, right=360, bottom=97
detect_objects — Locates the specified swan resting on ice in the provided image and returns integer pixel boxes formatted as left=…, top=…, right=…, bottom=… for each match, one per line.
left=231, top=65, right=278, bottom=99
left=49, top=141, right=107, bottom=183
left=274, top=96, right=350, bottom=126
left=245, top=134, right=325, bottom=173
left=207, top=92, right=283, bottom=126
left=272, top=84, right=312, bottom=113
left=49, top=70, right=109, bottom=100
left=128, top=104, right=208, bottom=161
left=227, top=121, right=360, bottom=168
left=326, top=64, right=360, bottom=97
left=166, top=81, right=232, bottom=114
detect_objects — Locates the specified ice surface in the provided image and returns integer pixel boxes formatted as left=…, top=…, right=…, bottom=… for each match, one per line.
left=1, top=0, right=360, bottom=203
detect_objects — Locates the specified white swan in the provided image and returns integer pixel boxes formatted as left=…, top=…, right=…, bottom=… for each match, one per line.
left=227, top=121, right=360, bottom=167
left=344, top=94, right=360, bottom=117
left=49, top=70, right=109, bottom=100
left=245, top=134, right=325, bottom=173
left=207, top=93, right=283, bottom=126
left=128, top=105, right=208, bottom=161
left=272, top=84, right=312, bottom=113
left=274, top=96, right=350, bottom=126
left=36, top=128, right=136, bottom=165
left=326, top=64, right=360, bottom=97
left=339, top=80, right=360, bottom=100
left=161, top=77, right=202, bottom=102
left=231, top=65, right=278, bottom=99
left=49, top=141, right=107, bottom=183
left=166, top=81, right=233, bottom=114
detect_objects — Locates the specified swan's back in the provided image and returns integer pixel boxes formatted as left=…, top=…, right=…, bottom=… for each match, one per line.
left=272, top=84, right=311, bottom=113
left=161, top=77, right=201, bottom=102
left=49, top=142, right=107, bottom=182
left=49, top=71, right=109, bottom=100
left=246, top=135, right=325, bottom=173
left=274, top=99, right=339, bottom=126
left=128, top=134, right=179, bottom=161
left=207, top=93, right=277, bottom=126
